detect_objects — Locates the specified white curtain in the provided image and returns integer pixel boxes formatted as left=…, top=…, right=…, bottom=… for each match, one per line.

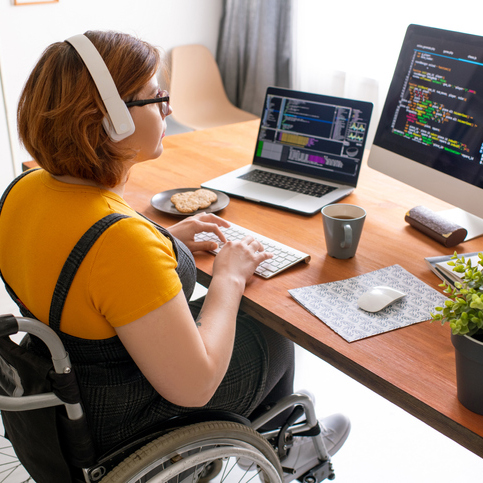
left=292, top=0, right=483, bottom=145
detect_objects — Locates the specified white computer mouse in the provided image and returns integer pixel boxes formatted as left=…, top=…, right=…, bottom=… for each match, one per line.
left=357, top=286, right=406, bottom=313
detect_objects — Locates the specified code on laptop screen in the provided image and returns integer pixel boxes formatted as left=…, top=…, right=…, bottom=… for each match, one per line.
left=254, top=87, right=373, bottom=186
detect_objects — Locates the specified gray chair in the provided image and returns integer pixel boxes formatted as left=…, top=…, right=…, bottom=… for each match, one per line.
left=169, top=44, right=259, bottom=130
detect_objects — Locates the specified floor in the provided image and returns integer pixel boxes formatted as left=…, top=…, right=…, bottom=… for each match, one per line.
left=0, top=282, right=482, bottom=482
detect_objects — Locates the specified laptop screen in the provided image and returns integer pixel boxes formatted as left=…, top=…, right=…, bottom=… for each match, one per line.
left=253, top=87, right=373, bottom=187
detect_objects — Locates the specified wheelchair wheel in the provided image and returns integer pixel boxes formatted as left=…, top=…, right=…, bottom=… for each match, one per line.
left=99, top=420, right=283, bottom=483
left=0, top=439, right=33, bottom=483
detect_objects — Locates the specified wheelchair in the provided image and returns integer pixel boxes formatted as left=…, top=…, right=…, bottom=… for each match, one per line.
left=0, top=314, right=336, bottom=483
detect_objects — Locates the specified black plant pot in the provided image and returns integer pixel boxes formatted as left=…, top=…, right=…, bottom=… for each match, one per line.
left=451, top=332, right=483, bottom=415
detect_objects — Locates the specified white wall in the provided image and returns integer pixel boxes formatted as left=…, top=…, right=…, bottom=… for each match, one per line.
left=0, top=0, right=223, bottom=186
left=0, top=64, right=13, bottom=194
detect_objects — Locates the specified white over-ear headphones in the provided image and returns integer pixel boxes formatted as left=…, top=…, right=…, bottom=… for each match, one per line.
left=65, top=34, right=135, bottom=142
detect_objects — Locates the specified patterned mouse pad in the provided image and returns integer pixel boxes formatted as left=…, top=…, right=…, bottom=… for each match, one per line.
left=288, top=264, right=448, bottom=342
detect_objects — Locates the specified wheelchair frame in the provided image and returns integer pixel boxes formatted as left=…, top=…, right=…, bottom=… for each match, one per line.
left=0, top=315, right=335, bottom=483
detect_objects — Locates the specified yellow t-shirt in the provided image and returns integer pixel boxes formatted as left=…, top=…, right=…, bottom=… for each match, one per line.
left=0, top=169, right=182, bottom=340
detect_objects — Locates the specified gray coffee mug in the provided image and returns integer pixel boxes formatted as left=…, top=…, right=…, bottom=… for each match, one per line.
left=322, top=204, right=366, bottom=259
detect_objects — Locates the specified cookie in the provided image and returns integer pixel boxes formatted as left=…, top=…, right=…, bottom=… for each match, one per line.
left=193, top=189, right=217, bottom=209
left=195, top=189, right=218, bottom=204
left=171, top=189, right=218, bottom=213
left=170, top=192, right=201, bottom=213
left=196, top=196, right=213, bottom=209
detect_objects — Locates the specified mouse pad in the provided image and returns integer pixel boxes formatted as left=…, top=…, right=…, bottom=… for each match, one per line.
left=289, top=264, right=448, bottom=342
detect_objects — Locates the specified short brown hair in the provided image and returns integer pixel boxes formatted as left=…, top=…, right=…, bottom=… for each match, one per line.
left=17, top=31, right=162, bottom=187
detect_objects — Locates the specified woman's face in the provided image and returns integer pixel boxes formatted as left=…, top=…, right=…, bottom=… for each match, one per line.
left=122, top=76, right=172, bottom=162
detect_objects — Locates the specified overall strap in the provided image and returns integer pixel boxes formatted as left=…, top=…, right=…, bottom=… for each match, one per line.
left=0, top=172, right=130, bottom=331
left=48, top=213, right=130, bottom=332
left=0, top=168, right=40, bottom=213
left=0, top=169, right=41, bottom=317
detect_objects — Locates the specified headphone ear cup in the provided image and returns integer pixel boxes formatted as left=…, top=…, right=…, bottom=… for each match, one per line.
left=102, top=117, right=119, bottom=142
left=101, top=95, right=135, bottom=142
left=102, top=107, right=134, bottom=142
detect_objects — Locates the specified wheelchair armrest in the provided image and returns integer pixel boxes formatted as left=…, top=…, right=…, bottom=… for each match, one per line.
left=0, top=314, right=84, bottom=421
left=0, top=392, right=65, bottom=411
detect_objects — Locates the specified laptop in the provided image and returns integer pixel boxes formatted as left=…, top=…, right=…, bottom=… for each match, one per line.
left=202, top=87, right=373, bottom=215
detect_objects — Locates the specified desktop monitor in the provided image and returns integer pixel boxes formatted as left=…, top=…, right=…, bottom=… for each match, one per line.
left=368, top=24, right=483, bottom=238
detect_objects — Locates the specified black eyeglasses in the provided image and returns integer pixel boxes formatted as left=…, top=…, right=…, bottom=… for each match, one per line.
left=125, top=89, right=170, bottom=117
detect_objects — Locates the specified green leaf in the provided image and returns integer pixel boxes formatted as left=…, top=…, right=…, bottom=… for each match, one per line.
left=431, top=252, right=483, bottom=336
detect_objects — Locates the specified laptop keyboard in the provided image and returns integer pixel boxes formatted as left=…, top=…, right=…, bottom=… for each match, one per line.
left=238, top=169, right=337, bottom=198
left=194, top=221, right=311, bottom=279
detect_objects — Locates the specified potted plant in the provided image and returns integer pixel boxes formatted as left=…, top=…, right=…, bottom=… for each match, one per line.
left=431, top=252, right=483, bottom=414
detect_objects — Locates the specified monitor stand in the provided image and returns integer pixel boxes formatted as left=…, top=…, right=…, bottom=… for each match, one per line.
left=438, top=208, right=483, bottom=241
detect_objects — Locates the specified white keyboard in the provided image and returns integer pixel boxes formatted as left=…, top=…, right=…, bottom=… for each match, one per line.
left=194, top=221, right=311, bottom=279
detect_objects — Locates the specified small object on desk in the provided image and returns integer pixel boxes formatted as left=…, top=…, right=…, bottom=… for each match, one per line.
left=170, top=189, right=218, bottom=213
left=289, top=265, right=448, bottom=342
left=321, top=203, right=366, bottom=259
left=425, top=251, right=481, bottom=286
left=405, top=205, right=467, bottom=247
left=357, top=286, right=406, bottom=313
left=151, top=188, right=229, bottom=216
left=170, top=191, right=203, bottom=213
left=194, top=221, right=311, bottom=279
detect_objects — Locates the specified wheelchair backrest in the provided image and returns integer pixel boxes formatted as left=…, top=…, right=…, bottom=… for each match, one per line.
left=0, top=314, right=96, bottom=483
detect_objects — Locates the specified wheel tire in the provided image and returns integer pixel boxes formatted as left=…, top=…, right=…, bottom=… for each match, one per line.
left=99, top=420, right=283, bottom=483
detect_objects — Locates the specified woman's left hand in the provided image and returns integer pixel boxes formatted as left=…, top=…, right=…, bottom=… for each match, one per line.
left=168, top=213, right=230, bottom=252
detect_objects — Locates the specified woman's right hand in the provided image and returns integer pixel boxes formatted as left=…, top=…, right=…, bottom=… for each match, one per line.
left=212, top=235, right=273, bottom=286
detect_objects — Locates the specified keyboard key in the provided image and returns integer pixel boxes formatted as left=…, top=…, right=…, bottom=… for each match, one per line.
left=238, top=169, right=336, bottom=198
left=194, top=221, right=311, bottom=279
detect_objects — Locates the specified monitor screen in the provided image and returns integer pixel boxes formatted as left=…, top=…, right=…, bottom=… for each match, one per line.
left=368, top=24, right=483, bottom=228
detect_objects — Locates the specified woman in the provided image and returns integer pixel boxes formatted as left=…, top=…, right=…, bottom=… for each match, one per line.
left=0, top=30, right=348, bottom=467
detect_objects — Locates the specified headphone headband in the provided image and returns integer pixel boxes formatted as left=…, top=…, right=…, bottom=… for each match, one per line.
left=65, top=34, right=135, bottom=142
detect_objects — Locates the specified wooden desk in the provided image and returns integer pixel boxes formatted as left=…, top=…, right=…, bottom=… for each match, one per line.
left=120, top=120, right=483, bottom=457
